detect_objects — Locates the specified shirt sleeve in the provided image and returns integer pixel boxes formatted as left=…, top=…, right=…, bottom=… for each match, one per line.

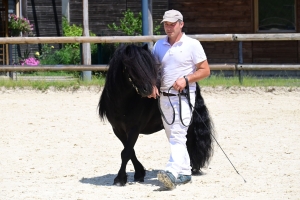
left=192, top=40, right=207, bottom=64
left=152, top=42, right=160, bottom=64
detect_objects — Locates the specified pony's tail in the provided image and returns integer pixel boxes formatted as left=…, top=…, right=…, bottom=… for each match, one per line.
left=98, top=87, right=107, bottom=121
left=187, top=82, right=214, bottom=174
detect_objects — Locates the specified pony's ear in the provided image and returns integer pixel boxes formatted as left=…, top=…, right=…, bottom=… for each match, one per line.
left=142, top=43, right=148, bottom=51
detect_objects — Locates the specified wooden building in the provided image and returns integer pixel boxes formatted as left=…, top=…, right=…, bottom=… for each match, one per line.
left=1, top=0, right=299, bottom=66
left=0, top=0, right=9, bottom=65
left=68, top=0, right=300, bottom=65
left=0, top=0, right=62, bottom=65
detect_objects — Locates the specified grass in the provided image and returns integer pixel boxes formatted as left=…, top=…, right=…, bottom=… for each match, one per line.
left=0, top=74, right=299, bottom=91
left=0, top=76, right=105, bottom=92
left=18, top=71, right=76, bottom=76
left=201, top=75, right=300, bottom=87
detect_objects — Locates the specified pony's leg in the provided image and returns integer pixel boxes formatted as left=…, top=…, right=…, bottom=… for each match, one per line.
left=130, top=150, right=146, bottom=182
left=113, top=128, right=145, bottom=186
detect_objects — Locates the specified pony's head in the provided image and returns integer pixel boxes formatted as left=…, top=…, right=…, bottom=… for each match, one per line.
left=107, top=44, right=159, bottom=97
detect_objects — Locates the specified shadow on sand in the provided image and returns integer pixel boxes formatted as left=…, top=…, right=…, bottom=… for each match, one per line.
left=79, top=169, right=161, bottom=187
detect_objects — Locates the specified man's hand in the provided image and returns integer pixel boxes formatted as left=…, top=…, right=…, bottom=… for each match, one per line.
left=147, top=86, right=160, bottom=99
left=173, top=77, right=187, bottom=92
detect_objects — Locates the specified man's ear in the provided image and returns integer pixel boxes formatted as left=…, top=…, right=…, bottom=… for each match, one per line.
left=180, top=21, right=184, bottom=28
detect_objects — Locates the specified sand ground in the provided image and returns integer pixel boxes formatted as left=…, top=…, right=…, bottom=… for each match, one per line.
left=0, top=87, right=299, bottom=200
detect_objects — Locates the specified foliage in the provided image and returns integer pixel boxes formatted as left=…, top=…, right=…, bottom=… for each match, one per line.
left=55, top=45, right=81, bottom=65
left=108, top=9, right=161, bottom=35
left=39, top=17, right=97, bottom=66
left=16, top=48, right=39, bottom=66
left=8, top=14, right=33, bottom=36
left=18, top=48, right=31, bottom=64
left=21, top=48, right=31, bottom=59
left=62, top=16, right=97, bottom=54
left=37, top=45, right=55, bottom=63
left=34, top=44, right=58, bottom=65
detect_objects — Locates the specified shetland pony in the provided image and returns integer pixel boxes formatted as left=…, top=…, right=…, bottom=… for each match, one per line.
left=98, top=44, right=214, bottom=186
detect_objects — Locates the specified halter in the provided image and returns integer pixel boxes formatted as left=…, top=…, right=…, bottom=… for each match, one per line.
left=158, top=76, right=193, bottom=127
left=123, top=66, right=140, bottom=95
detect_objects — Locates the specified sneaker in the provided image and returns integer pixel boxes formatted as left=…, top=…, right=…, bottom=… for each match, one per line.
left=175, top=174, right=192, bottom=185
left=157, top=171, right=176, bottom=190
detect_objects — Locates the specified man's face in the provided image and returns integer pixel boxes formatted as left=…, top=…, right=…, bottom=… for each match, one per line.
left=163, top=20, right=184, bottom=38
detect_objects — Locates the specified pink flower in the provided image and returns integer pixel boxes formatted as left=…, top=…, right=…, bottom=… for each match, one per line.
left=23, top=57, right=40, bottom=66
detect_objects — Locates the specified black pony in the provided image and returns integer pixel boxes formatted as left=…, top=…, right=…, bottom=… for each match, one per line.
left=98, top=44, right=214, bottom=186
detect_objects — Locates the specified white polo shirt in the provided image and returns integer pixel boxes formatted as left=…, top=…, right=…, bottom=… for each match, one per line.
left=152, top=33, right=207, bottom=93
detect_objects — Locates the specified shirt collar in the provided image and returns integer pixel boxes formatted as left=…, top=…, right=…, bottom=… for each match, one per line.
left=163, top=33, right=186, bottom=46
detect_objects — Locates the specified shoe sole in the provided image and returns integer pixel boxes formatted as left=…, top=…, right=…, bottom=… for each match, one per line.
left=157, top=172, right=176, bottom=190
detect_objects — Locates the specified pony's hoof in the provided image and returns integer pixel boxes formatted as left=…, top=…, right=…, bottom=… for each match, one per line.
left=113, top=176, right=127, bottom=186
left=134, top=177, right=144, bottom=182
left=113, top=180, right=126, bottom=186
left=191, top=169, right=204, bottom=176
left=134, top=170, right=146, bottom=182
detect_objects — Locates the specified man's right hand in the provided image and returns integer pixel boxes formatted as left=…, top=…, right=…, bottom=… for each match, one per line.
left=147, top=86, right=159, bottom=99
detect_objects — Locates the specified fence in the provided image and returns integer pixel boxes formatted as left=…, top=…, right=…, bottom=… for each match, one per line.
left=0, top=33, right=300, bottom=82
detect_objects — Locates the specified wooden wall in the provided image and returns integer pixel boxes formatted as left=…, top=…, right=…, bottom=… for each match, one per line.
left=298, top=0, right=300, bottom=62
left=27, top=0, right=62, bottom=37
left=24, top=0, right=299, bottom=64
left=69, top=0, right=167, bottom=36
left=169, top=0, right=299, bottom=64
left=169, top=0, right=253, bottom=34
left=250, top=0, right=299, bottom=63
left=74, top=0, right=126, bottom=36
left=168, top=0, right=253, bottom=63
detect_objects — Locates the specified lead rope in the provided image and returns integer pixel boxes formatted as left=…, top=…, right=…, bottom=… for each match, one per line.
left=157, top=86, right=175, bottom=125
left=179, top=76, right=193, bottom=127
left=158, top=77, right=247, bottom=183
left=157, top=76, right=192, bottom=127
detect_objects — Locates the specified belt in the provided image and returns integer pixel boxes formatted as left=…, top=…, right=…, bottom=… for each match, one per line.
left=162, top=92, right=187, bottom=97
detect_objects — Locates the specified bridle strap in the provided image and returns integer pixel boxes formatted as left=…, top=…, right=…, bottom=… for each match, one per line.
left=158, top=76, right=193, bottom=127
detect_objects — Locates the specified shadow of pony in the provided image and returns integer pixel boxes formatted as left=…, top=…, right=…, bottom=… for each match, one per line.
left=79, top=169, right=161, bottom=186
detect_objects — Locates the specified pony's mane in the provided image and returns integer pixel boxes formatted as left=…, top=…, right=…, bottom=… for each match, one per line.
left=104, top=44, right=159, bottom=97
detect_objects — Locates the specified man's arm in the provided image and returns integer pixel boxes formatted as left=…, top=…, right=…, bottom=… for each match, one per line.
left=173, top=60, right=210, bottom=92
left=186, top=60, right=210, bottom=83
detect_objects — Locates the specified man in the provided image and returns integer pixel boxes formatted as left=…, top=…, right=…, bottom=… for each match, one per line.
left=148, top=10, right=210, bottom=190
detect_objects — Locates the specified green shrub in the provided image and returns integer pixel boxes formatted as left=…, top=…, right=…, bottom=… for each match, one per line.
left=61, top=16, right=97, bottom=64
left=108, top=9, right=161, bottom=36
left=39, top=17, right=98, bottom=66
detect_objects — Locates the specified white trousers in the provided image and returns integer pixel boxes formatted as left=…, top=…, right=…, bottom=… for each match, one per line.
left=159, top=92, right=195, bottom=178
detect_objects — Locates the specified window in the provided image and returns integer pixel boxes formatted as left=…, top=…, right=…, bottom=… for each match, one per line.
left=254, top=0, right=296, bottom=32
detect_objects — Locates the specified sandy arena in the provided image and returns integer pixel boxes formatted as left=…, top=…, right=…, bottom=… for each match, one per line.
left=0, top=87, right=299, bottom=200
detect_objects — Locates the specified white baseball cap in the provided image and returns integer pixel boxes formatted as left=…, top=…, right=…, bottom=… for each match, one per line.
left=161, top=10, right=183, bottom=23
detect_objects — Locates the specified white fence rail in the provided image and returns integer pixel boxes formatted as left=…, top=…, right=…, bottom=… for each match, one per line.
left=1, top=34, right=300, bottom=75
left=1, top=34, right=300, bottom=44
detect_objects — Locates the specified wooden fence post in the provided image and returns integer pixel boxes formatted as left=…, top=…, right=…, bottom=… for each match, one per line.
left=81, top=0, right=91, bottom=81
left=238, top=41, right=243, bottom=84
